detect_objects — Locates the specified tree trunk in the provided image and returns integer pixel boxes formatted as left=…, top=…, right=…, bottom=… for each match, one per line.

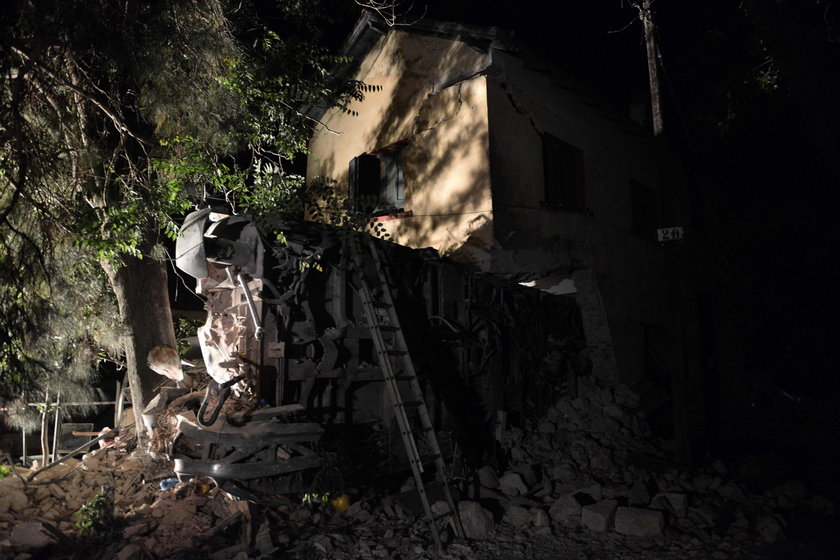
left=103, top=253, right=176, bottom=446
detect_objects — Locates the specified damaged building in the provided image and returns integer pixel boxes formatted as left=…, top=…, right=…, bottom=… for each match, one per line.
left=305, top=13, right=703, bottom=461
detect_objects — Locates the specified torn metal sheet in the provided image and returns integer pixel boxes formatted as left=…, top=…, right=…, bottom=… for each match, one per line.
left=170, top=209, right=585, bottom=501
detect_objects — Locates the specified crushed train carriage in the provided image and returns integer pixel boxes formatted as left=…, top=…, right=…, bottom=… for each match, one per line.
left=169, top=208, right=585, bottom=504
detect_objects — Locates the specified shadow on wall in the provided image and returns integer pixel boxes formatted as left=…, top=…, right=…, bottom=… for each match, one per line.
left=345, top=33, right=494, bottom=266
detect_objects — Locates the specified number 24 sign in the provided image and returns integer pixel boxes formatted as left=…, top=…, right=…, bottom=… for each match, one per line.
left=657, top=226, right=684, bottom=243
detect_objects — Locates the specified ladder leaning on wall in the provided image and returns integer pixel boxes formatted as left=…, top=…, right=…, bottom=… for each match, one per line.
left=355, top=235, right=465, bottom=550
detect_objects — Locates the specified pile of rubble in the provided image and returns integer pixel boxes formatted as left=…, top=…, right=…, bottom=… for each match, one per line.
left=0, top=374, right=836, bottom=559
left=451, top=374, right=836, bottom=558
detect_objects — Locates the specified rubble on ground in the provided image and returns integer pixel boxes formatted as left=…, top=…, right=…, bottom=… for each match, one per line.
left=0, top=374, right=835, bottom=559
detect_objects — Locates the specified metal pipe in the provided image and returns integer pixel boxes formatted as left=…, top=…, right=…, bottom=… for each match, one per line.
left=40, top=391, right=50, bottom=467
left=51, top=391, right=61, bottom=462
left=0, top=401, right=118, bottom=411
left=235, top=271, right=264, bottom=340
left=115, top=382, right=126, bottom=427
left=26, top=428, right=119, bottom=482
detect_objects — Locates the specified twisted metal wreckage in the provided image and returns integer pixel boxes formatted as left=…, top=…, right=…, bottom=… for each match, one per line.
left=168, top=207, right=584, bottom=544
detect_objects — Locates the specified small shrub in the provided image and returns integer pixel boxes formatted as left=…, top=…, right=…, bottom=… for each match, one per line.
left=74, top=489, right=117, bottom=541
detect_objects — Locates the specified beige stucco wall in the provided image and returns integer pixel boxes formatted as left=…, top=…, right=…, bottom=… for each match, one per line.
left=307, top=30, right=494, bottom=268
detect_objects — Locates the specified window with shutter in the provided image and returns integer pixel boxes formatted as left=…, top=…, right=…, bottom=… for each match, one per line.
left=348, top=141, right=407, bottom=215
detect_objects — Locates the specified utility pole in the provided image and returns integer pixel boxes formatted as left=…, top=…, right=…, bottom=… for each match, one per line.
left=632, top=1, right=703, bottom=465
left=639, top=0, right=664, bottom=136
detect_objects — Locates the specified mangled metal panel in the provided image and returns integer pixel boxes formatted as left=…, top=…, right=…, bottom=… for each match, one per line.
left=170, top=209, right=584, bottom=501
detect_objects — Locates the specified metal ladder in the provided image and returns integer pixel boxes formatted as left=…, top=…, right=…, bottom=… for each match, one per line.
left=356, top=236, right=465, bottom=549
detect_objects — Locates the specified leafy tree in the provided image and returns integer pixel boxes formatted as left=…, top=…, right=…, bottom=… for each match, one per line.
left=0, top=0, right=365, bottom=444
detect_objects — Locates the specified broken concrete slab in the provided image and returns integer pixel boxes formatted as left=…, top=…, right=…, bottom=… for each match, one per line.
left=549, top=463, right=576, bottom=483
left=502, top=505, right=532, bottom=530
left=122, top=521, right=152, bottom=539
left=614, top=507, right=665, bottom=537
left=531, top=508, right=551, bottom=528
left=477, top=465, right=500, bottom=488
left=581, top=499, right=617, bottom=532
left=458, top=501, right=494, bottom=540
left=1, top=489, right=28, bottom=513
left=549, top=494, right=581, bottom=525
left=499, top=471, right=528, bottom=496
left=765, top=480, right=810, bottom=509
left=9, top=521, right=56, bottom=549
left=651, top=492, right=688, bottom=517
left=755, top=514, right=784, bottom=544
left=116, top=543, right=143, bottom=560
left=512, top=463, right=538, bottom=487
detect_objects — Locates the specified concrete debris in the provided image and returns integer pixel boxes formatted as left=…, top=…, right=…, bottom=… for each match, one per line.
left=754, top=514, right=784, bottom=544
left=498, top=471, right=528, bottom=496
left=457, top=501, right=495, bottom=540
left=502, top=504, right=532, bottom=529
left=614, top=507, right=665, bottom=537
left=531, top=508, right=551, bottom=528
left=651, top=492, right=688, bottom=518
left=0, top=488, right=28, bottom=513
left=549, top=494, right=582, bottom=526
left=116, top=543, right=143, bottom=560
left=476, top=465, right=500, bottom=489
left=580, top=499, right=617, bottom=532
left=0, top=375, right=836, bottom=560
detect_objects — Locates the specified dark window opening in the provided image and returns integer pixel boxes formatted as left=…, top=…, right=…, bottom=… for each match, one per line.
left=349, top=141, right=407, bottom=215
left=631, top=180, right=659, bottom=240
left=542, top=133, right=585, bottom=210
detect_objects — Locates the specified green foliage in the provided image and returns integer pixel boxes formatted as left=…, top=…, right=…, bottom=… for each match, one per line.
left=74, top=490, right=117, bottom=541
left=239, top=160, right=307, bottom=216
left=174, top=316, right=204, bottom=355
left=152, top=3, right=367, bottom=218
left=1, top=0, right=367, bottom=401
left=0, top=465, right=12, bottom=480
left=0, top=239, right=123, bottom=419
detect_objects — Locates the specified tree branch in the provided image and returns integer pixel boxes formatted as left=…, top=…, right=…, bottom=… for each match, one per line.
left=11, top=46, right=151, bottom=147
